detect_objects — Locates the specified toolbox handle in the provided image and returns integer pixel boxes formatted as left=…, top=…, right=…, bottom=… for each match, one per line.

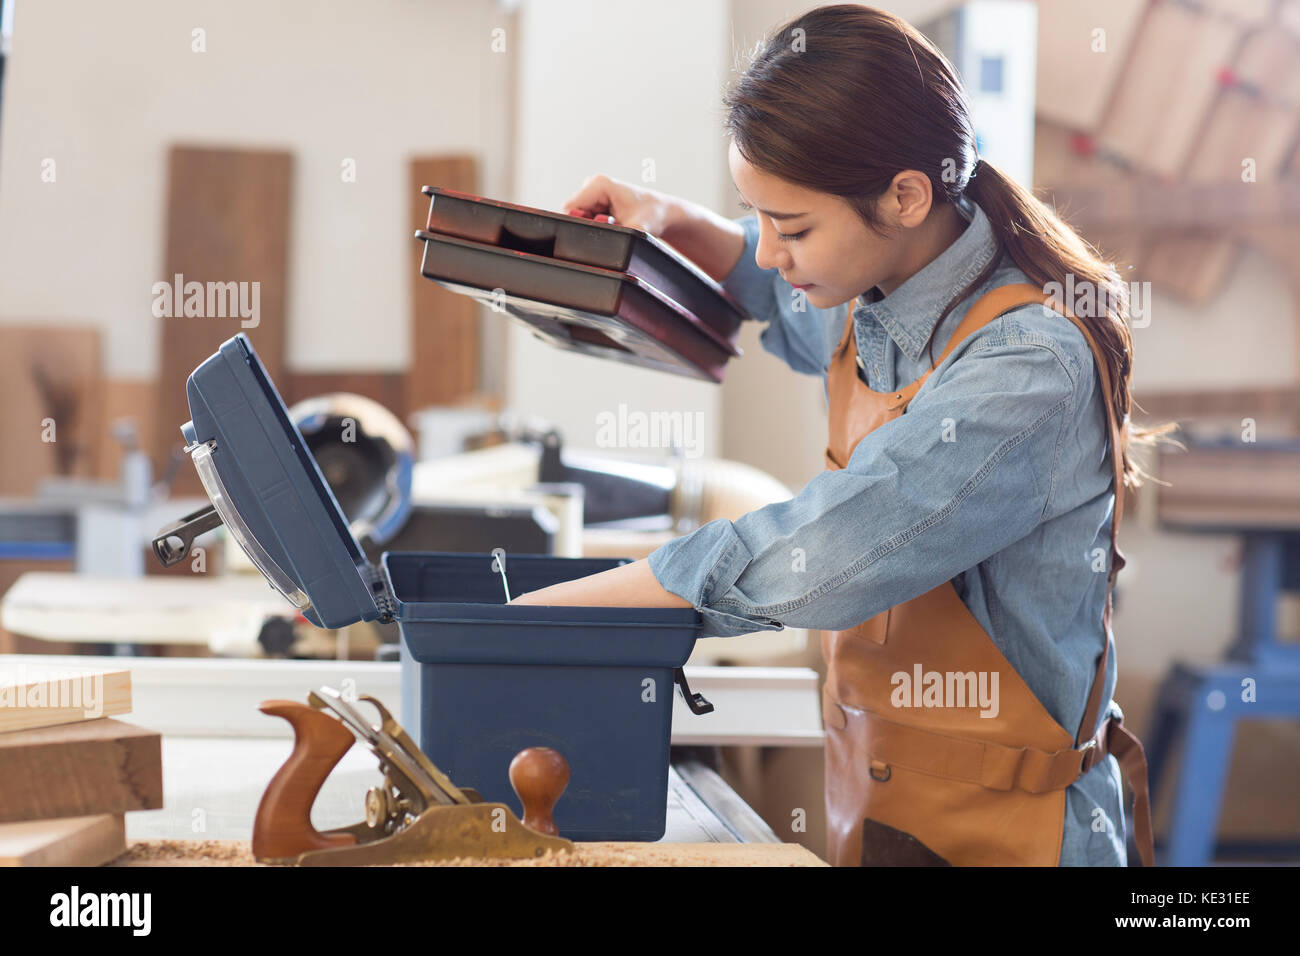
left=673, top=668, right=714, bottom=715
left=152, top=503, right=223, bottom=567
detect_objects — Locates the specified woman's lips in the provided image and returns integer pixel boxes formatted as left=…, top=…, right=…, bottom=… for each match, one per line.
left=788, top=281, right=815, bottom=290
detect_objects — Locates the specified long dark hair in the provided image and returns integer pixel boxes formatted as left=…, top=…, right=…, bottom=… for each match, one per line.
left=723, top=3, right=1175, bottom=491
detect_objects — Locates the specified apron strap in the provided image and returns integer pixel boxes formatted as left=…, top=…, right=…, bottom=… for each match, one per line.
left=825, top=692, right=1122, bottom=794
left=1108, top=718, right=1156, bottom=867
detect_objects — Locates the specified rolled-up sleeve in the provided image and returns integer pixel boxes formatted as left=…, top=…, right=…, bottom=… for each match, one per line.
left=717, top=214, right=844, bottom=377
left=648, top=331, right=1078, bottom=636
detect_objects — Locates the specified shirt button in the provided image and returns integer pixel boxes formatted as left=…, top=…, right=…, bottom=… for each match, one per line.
left=856, top=355, right=866, bottom=370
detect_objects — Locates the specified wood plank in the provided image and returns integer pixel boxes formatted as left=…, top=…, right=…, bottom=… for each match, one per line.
left=1199, top=0, right=1274, bottom=24
left=1190, top=89, right=1298, bottom=186
left=1043, top=181, right=1300, bottom=230
left=1033, top=120, right=1110, bottom=188
left=0, top=718, right=163, bottom=824
left=96, top=380, right=157, bottom=483
left=1139, top=235, right=1239, bottom=304
left=0, top=814, right=125, bottom=867
left=0, top=326, right=104, bottom=497
left=1034, top=0, right=1145, bottom=130
left=0, top=666, right=131, bottom=734
left=284, top=371, right=408, bottom=424
left=408, top=156, right=481, bottom=413
left=1238, top=225, right=1300, bottom=429
left=157, top=146, right=293, bottom=493
left=1157, top=445, right=1300, bottom=529
left=0, top=572, right=286, bottom=646
left=1032, top=121, right=1148, bottom=277
left=1095, top=2, right=1243, bottom=177
left=1133, top=385, right=1300, bottom=420
left=0, top=559, right=79, bottom=656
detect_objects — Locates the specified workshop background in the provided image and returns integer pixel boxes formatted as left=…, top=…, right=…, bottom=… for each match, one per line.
left=1, top=0, right=1298, bottom=865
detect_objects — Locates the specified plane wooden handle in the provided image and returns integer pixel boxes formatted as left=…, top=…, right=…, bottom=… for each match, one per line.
left=508, top=747, right=569, bottom=837
left=252, top=699, right=359, bottom=860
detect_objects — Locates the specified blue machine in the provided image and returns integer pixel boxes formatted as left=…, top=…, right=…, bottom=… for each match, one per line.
left=1147, top=437, right=1300, bottom=865
left=151, top=333, right=718, bottom=841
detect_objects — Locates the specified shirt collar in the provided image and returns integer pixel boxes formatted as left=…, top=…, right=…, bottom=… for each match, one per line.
left=853, top=195, right=999, bottom=363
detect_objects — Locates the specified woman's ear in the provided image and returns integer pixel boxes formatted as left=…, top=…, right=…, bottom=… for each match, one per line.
left=885, top=169, right=934, bottom=229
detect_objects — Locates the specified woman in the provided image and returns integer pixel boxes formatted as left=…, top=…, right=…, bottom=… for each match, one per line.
left=510, top=4, right=1173, bottom=866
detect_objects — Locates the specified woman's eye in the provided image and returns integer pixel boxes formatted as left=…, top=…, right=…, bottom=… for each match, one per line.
left=735, top=199, right=805, bottom=240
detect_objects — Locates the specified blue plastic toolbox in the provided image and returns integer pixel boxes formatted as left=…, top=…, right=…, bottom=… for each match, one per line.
left=154, top=333, right=712, bottom=841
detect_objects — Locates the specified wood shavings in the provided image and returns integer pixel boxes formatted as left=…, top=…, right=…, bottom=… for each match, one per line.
left=111, top=839, right=825, bottom=866
left=111, top=840, right=264, bottom=866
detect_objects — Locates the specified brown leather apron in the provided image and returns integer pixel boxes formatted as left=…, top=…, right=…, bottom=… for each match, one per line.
left=821, top=282, right=1155, bottom=866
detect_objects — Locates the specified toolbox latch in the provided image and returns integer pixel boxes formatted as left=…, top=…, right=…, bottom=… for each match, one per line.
left=364, top=563, right=397, bottom=624
left=673, top=668, right=714, bottom=715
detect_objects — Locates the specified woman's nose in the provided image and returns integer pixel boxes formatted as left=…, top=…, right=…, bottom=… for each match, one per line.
left=753, top=221, right=791, bottom=272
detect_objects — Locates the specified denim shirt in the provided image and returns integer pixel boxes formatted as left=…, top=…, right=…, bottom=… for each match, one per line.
left=647, top=196, right=1129, bottom=865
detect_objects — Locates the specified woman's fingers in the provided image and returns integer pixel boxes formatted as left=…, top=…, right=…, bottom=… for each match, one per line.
left=561, top=173, right=615, bottom=217
left=560, top=174, right=672, bottom=235
left=565, top=207, right=616, bottom=223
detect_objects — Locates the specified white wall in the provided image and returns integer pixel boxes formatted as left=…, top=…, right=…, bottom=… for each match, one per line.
left=507, top=0, right=732, bottom=458
left=0, top=0, right=513, bottom=380
left=1134, top=249, right=1297, bottom=391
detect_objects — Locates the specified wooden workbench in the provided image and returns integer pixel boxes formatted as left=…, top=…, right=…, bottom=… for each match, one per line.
left=112, top=838, right=826, bottom=866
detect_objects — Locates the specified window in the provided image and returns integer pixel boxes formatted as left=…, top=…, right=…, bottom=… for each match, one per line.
left=979, top=55, right=1004, bottom=94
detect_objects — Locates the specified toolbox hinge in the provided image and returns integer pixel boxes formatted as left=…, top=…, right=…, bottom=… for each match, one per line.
left=364, top=564, right=397, bottom=623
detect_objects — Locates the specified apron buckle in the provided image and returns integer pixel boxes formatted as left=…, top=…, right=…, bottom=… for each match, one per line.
left=1078, top=737, right=1100, bottom=776
left=869, top=760, right=891, bottom=782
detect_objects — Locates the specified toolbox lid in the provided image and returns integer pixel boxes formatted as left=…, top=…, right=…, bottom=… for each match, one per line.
left=178, top=333, right=386, bottom=629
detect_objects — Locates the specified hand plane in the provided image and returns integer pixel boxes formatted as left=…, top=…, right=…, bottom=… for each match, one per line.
left=252, top=686, right=574, bottom=865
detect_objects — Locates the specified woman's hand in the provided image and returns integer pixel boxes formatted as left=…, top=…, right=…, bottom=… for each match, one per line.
left=562, top=174, right=681, bottom=237
left=562, top=174, right=748, bottom=282
left=506, top=558, right=695, bottom=610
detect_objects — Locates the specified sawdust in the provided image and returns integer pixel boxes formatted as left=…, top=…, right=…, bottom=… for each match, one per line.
left=112, top=839, right=824, bottom=866
left=112, top=840, right=265, bottom=866
left=394, top=846, right=639, bottom=867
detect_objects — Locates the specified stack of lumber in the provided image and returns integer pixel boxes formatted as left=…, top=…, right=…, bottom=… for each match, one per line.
left=0, top=665, right=162, bottom=866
